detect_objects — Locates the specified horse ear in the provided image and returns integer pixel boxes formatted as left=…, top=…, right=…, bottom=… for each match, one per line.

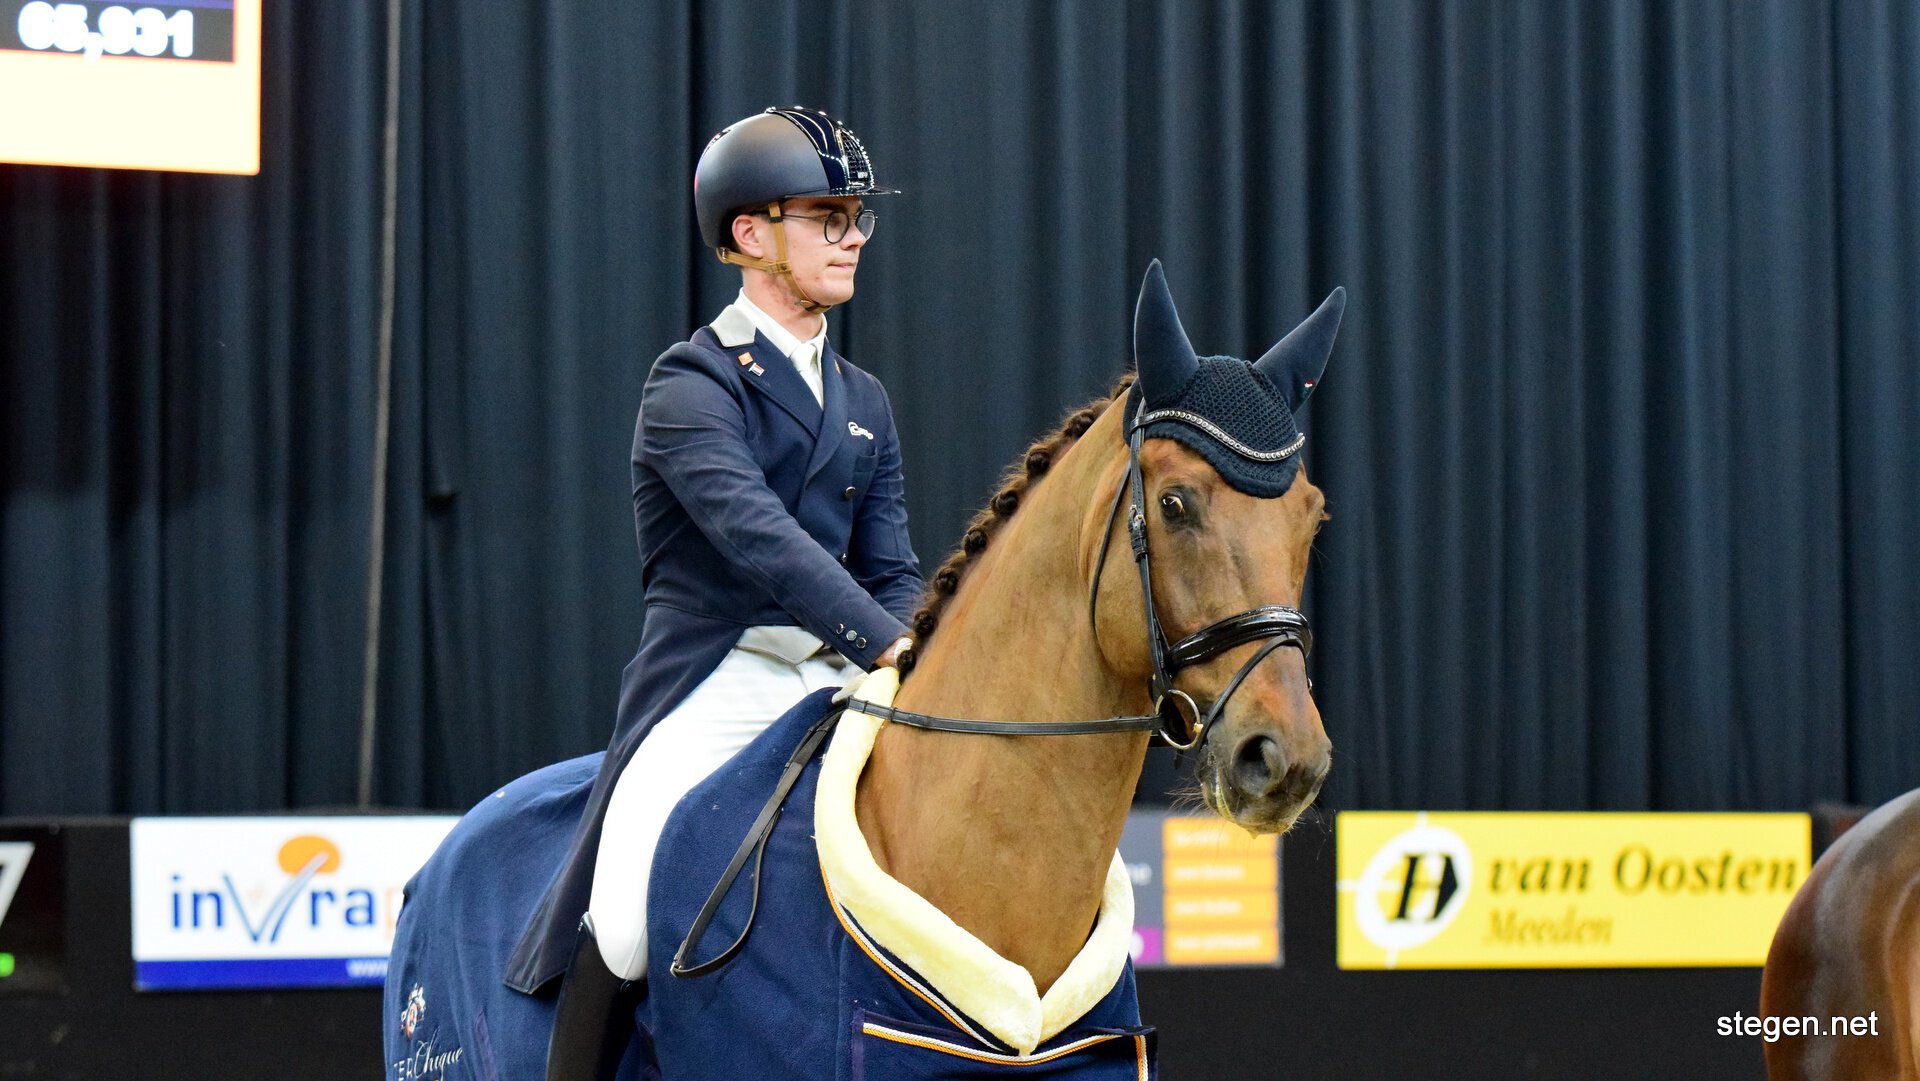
left=1253, top=286, right=1346, bottom=411
left=1133, top=259, right=1199, bottom=405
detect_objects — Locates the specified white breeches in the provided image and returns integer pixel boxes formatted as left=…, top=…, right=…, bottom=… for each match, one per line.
left=587, top=628, right=850, bottom=979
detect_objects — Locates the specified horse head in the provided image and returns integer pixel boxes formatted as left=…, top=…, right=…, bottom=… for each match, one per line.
left=1090, top=260, right=1344, bottom=833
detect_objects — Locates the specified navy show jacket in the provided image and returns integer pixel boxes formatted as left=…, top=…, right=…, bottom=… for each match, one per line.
left=505, top=304, right=924, bottom=991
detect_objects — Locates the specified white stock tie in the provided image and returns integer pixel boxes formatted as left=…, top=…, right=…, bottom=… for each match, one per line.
left=795, top=344, right=824, bottom=406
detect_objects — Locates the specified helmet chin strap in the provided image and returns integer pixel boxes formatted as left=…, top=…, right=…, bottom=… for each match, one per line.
left=715, top=202, right=833, bottom=315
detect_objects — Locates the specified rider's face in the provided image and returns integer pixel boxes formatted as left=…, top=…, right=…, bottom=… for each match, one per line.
left=734, top=196, right=868, bottom=310
left=784, top=196, right=866, bottom=308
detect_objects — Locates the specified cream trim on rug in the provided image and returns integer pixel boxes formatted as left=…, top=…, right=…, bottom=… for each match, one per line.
left=814, top=669, right=1134, bottom=1056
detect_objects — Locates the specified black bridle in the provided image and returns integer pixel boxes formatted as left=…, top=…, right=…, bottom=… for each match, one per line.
left=674, top=402, right=1316, bottom=978
left=849, top=401, right=1313, bottom=753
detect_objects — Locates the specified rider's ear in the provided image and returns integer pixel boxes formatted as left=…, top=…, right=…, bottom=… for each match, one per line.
left=1253, top=287, right=1347, bottom=413
left=729, top=212, right=765, bottom=259
left=1132, top=259, right=1200, bottom=405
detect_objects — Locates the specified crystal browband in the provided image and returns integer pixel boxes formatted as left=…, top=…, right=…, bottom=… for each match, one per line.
left=1133, top=408, right=1306, bottom=463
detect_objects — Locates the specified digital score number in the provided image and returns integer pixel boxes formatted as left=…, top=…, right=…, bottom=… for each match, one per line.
left=0, top=0, right=256, bottom=172
left=6, top=1, right=232, bottom=63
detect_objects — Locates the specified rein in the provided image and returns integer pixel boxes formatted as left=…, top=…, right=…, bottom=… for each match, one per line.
left=673, top=401, right=1316, bottom=978
left=670, top=705, right=841, bottom=978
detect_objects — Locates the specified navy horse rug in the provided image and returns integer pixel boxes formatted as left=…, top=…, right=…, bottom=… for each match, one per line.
left=384, top=670, right=1157, bottom=1080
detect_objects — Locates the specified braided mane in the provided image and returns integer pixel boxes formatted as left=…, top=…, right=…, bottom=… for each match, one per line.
left=896, top=374, right=1135, bottom=679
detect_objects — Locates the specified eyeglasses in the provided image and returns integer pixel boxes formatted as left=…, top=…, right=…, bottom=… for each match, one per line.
left=762, top=206, right=877, bottom=244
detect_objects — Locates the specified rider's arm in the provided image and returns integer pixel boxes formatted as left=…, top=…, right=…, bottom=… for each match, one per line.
left=637, top=342, right=909, bottom=669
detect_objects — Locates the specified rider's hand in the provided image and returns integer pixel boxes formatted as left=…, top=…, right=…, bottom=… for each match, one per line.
left=874, top=636, right=913, bottom=670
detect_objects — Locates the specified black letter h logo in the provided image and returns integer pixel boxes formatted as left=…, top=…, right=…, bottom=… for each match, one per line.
left=1392, top=853, right=1458, bottom=922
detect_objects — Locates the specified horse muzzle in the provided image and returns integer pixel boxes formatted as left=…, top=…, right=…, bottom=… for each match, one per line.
left=1199, top=726, right=1330, bottom=834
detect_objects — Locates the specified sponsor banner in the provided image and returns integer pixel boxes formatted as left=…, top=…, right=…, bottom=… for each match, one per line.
left=1337, top=811, right=1810, bottom=969
left=1120, top=810, right=1282, bottom=968
left=130, top=816, right=458, bottom=991
left=0, top=825, right=67, bottom=994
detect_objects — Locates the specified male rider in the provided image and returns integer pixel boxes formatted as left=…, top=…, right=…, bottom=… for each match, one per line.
left=509, top=106, right=924, bottom=1079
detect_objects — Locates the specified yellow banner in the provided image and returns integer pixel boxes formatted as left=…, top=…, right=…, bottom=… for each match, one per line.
left=1336, top=812, right=1810, bottom=969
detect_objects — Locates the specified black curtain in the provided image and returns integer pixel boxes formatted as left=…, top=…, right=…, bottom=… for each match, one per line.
left=3, top=0, right=1915, bottom=816
left=0, top=0, right=391, bottom=812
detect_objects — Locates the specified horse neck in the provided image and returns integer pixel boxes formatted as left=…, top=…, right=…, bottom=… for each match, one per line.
left=855, top=401, right=1150, bottom=994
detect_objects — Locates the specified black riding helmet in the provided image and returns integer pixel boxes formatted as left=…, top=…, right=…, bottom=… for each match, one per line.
left=694, top=106, right=898, bottom=250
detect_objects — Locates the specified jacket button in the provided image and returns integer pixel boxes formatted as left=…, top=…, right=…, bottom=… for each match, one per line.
left=843, top=486, right=856, bottom=500
left=840, top=553, right=848, bottom=564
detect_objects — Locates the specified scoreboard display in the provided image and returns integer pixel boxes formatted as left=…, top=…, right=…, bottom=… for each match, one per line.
left=0, top=0, right=258, bottom=173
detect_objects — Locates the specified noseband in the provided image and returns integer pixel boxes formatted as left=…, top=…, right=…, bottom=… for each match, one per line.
left=850, top=402, right=1314, bottom=752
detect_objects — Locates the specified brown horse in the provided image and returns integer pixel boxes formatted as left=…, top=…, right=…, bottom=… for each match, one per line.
left=385, top=261, right=1346, bottom=1078
left=845, top=262, right=1339, bottom=1004
left=1761, top=787, right=1920, bottom=1080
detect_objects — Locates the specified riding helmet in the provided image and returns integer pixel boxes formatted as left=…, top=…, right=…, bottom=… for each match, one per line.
left=693, top=106, right=899, bottom=251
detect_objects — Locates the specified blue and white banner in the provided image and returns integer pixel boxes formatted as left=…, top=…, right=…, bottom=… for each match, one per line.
left=130, top=816, right=458, bottom=991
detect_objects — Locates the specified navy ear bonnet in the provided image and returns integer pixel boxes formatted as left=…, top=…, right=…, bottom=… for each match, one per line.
left=1128, top=260, right=1346, bottom=498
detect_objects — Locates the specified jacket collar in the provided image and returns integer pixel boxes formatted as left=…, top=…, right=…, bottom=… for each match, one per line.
left=726, top=289, right=827, bottom=359
left=710, top=303, right=759, bottom=348
left=705, top=318, right=822, bottom=437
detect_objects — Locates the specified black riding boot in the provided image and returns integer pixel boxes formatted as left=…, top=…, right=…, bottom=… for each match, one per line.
left=545, top=920, right=643, bottom=1081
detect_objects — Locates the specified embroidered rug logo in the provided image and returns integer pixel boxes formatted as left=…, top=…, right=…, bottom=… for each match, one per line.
left=1339, top=815, right=1473, bottom=966
left=400, top=983, right=426, bottom=1040
left=0, top=843, right=32, bottom=937
left=390, top=1028, right=464, bottom=1081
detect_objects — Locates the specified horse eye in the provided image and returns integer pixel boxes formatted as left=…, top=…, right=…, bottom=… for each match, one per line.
left=1159, top=492, right=1186, bottom=521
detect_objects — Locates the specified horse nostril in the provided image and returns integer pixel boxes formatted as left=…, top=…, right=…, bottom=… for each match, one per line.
left=1232, top=735, right=1286, bottom=796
